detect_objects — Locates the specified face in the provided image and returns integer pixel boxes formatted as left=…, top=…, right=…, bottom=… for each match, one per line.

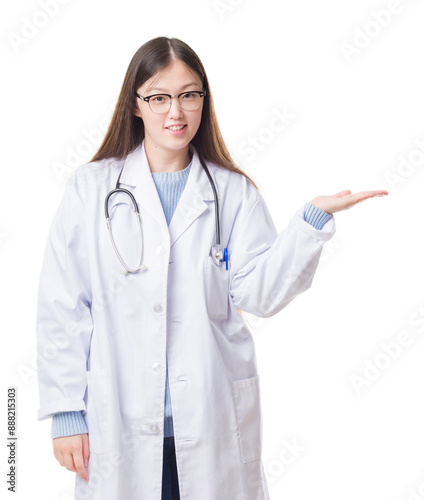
left=133, top=60, right=204, bottom=154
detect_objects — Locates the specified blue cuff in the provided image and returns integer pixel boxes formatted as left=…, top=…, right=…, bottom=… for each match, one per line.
left=51, top=411, right=89, bottom=439
left=303, top=201, right=332, bottom=230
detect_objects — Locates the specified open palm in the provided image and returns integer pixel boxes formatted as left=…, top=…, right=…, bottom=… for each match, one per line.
left=310, top=189, right=389, bottom=214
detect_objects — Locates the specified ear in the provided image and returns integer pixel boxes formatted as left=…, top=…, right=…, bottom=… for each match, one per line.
left=133, top=108, right=142, bottom=118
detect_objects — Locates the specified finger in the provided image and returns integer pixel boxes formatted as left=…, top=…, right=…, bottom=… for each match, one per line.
left=55, top=449, right=64, bottom=466
left=64, top=451, right=78, bottom=473
left=370, top=190, right=389, bottom=197
left=358, top=189, right=388, bottom=196
left=82, top=433, right=90, bottom=468
left=354, top=190, right=388, bottom=203
left=73, top=449, right=89, bottom=482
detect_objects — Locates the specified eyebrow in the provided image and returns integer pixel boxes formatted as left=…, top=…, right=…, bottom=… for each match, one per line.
left=147, top=82, right=200, bottom=92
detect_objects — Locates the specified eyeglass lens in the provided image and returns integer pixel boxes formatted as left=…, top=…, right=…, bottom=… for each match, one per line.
left=149, top=92, right=203, bottom=113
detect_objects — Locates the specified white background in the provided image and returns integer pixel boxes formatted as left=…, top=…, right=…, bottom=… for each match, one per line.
left=2, top=0, right=424, bottom=498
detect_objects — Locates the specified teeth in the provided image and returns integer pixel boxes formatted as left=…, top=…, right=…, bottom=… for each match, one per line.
left=168, top=125, right=185, bottom=131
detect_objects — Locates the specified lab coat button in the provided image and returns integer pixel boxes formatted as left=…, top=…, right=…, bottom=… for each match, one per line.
left=153, top=304, right=163, bottom=313
left=153, top=362, right=162, bottom=372
left=156, top=245, right=166, bottom=255
left=150, top=425, right=159, bottom=434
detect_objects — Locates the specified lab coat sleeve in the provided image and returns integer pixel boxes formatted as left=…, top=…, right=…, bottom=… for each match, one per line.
left=228, top=192, right=336, bottom=318
left=36, top=172, right=93, bottom=421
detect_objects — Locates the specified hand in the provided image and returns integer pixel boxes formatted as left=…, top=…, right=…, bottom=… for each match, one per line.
left=310, top=189, right=389, bottom=214
left=52, top=433, right=90, bottom=482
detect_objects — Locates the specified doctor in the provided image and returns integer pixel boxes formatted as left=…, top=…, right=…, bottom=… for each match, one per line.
left=36, top=36, right=388, bottom=500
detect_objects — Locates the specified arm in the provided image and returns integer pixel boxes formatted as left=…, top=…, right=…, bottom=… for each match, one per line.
left=36, top=171, right=92, bottom=482
left=36, top=172, right=93, bottom=420
left=51, top=411, right=88, bottom=439
left=229, top=193, right=335, bottom=319
left=303, top=201, right=332, bottom=230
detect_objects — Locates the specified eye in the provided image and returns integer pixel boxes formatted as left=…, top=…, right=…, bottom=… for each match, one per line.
left=182, top=92, right=196, bottom=100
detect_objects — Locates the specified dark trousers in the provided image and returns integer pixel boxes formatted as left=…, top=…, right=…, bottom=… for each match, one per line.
left=162, top=436, right=180, bottom=500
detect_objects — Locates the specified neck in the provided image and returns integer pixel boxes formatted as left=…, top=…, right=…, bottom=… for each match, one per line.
left=144, top=138, right=192, bottom=173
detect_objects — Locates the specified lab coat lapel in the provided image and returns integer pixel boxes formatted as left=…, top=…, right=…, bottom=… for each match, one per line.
left=118, top=139, right=219, bottom=248
left=168, top=143, right=219, bottom=248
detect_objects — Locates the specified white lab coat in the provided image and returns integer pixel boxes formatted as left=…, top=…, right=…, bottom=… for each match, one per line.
left=36, top=139, right=336, bottom=500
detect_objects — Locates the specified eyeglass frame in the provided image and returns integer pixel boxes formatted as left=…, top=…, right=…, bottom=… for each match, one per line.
left=135, top=90, right=207, bottom=113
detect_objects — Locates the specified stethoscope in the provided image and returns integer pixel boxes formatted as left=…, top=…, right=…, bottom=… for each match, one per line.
left=104, top=154, right=229, bottom=275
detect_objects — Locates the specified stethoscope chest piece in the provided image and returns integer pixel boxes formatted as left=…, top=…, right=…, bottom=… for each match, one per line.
left=211, top=246, right=223, bottom=267
left=211, top=246, right=229, bottom=269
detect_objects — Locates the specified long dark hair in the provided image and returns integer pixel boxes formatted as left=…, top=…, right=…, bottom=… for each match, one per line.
left=90, top=36, right=259, bottom=190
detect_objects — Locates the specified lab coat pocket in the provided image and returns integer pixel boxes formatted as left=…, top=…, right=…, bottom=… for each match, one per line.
left=232, top=375, right=262, bottom=463
left=203, top=255, right=230, bottom=320
left=85, top=369, right=108, bottom=454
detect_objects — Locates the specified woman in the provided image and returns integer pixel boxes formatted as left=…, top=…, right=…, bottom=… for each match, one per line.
left=36, top=36, right=387, bottom=500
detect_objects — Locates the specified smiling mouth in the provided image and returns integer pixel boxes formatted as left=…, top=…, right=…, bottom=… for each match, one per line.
left=166, top=125, right=187, bottom=131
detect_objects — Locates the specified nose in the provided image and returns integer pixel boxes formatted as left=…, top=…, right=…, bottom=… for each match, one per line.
left=168, top=96, right=183, bottom=118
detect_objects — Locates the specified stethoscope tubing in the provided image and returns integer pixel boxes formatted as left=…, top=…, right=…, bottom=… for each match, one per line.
left=104, top=151, right=225, bottom=274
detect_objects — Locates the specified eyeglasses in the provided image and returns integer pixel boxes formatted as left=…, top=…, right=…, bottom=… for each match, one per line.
left=136, top=90, right=207, bottom=114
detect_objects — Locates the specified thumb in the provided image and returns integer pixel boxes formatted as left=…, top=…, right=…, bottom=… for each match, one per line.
left=333, top=190, right=352, bottom=198
left=81, top=433, right=90, bottom=467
